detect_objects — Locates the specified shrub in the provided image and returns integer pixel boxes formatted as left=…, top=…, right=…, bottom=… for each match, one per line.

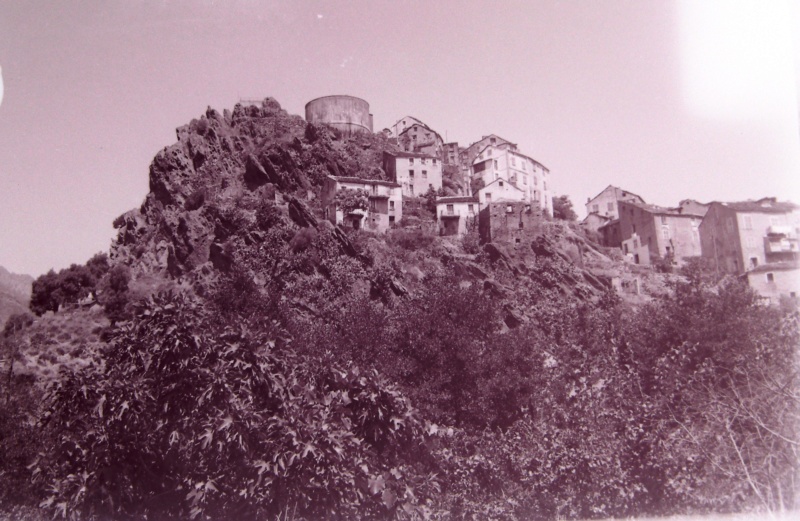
left=388, top=228, right=435, bottom=252
left=34, top=293, right=438, bottom=520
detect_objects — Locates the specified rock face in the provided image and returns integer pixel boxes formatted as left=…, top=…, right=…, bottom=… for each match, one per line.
left=104, top=96, right=625, bottom=328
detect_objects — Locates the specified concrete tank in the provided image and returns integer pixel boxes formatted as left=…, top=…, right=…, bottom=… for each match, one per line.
left=305, top=95, right=373, bottom=135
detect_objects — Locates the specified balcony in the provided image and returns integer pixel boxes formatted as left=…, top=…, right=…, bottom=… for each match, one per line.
left=767, top=225, right=793, bottom=237
left=764, top=237, right=799, bottom=253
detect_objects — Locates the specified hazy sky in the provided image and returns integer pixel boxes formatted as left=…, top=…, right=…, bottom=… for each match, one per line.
left=1, top=1, right=798, bottom=276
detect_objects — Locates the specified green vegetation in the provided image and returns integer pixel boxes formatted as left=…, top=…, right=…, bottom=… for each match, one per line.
left=3, top=102, right=797, bottom=520
left=552, top=194, right=577, bottom=221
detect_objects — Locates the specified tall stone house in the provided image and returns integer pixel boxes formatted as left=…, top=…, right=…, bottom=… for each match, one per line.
left=321, top=176, right=403, bottom=232
left=470, top=144, right=551, bottom=213
left=699, top=198, right=800, bottom=274
left=585, top=186, right=645, bottom=222
left=618, top=200, right=706, bottom=266
left=386, top=116, right=444, bottom=158
left=382, top=151, right=443, bottom=198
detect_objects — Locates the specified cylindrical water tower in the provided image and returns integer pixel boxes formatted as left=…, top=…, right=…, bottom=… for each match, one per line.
left=305, top=95, right=373, bottom=135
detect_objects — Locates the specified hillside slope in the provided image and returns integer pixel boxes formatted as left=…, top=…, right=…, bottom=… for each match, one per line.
left=0, top=265, right=32, bottom=328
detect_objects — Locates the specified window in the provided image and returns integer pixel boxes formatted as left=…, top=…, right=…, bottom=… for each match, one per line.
left=389, top=201, right=395, bottom=211
left=409, top=158, right=414, bottom=165
left=767, top=273, right=774, bottom=282
left=432, top=158, right=437, bottom=164
left=660, top=216, right=667, bottom=224
left=746, top=236, right=755, bottom=248
left=506, top=205, right=513, bottom=213
left=446, top=204, right=454, bottom=214
left=662, top=227, right=670, bottom=240
left=494, top=160, right=498, bottom=169
left=522, top=162, right=526, bottom=171
left=487, top=148, right=492, bottom=157
left=422, top=170, right=428, bottom=180
left=633, top=238, right=639, bottom=249
left=534, top=176, right=538, bottom=185
left=523, top=176, right=527, bottom=185
left=486, top=193, right=492, bottom=203
left=468, top=204, right=474, bottom=213
left=592, top=204, right=599, bottom=213
left=409, top=170, right=414, bottom=179
left=510, top=157, right=516, bottom=167
left=750, top=257, right=758, bottom=267
left=543, top=182, right=547, bottom=190
left=421, top=158, right=426, bottom=165
left=389, top=216, right=395, bottom=224
left=743, top=215, right=753, bottom=230
left=499, top=181, right=504, bottom=187
left=519, top=222, right=524, bottom=229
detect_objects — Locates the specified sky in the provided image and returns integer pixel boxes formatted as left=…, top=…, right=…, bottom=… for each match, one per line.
left=0, top=0, right=798, bottom=277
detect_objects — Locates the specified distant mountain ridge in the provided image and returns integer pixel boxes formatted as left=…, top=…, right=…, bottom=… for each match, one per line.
left=0, top=265, right=33, bottom=328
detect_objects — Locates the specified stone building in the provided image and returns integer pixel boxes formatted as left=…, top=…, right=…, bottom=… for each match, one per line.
left=321, top=176, right=402, bottom=232
left=470, top=144, right=551, bottom=212
left=478, top=201, right=544, bottom=246
left=382, top=151, right=443, bottom=197
left=386, top=116, right=444, bottom=158
left=743, top=262, right=800, bottom=303
left=436, top=196, right=479, bottom=236
left=585, top=185, right=645, bottom=224
left=699, top=198, right=800, bottom=275
left=305, top=95, right=373, bottom=135
left=618, top=200, right=705, bottom=265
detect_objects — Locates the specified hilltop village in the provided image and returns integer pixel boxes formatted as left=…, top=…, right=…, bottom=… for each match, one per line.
left=305, top=94, right=800, bottom=304
left=2, top=95, right=798, bottom=521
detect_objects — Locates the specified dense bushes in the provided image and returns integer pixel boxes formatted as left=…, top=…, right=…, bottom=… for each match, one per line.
left=34, top=292, right=438, bottom=521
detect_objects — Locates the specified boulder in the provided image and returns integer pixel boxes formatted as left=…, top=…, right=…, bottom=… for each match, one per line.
left=287, top=196, right=318, bottom=228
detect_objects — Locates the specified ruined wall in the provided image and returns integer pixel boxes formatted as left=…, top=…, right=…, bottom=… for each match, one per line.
left=479, top=201, right=544, bottom=247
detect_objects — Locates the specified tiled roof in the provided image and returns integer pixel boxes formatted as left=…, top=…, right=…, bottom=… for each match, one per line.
left=436, top=196, right=478, bottom=204
left=331, top=176, right=401, bottom=187
left=747, top=261, right=800, bottom=274
left=718, top=198, right=799, bottom=214
left=384, top=150, right=438, bottom=159
left=621, top=200, right=703, bottom=217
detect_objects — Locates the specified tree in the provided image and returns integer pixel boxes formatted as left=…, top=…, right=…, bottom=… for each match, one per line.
left=34, top=292, right=438, bottom=520
left=29, top=255, right=108, bottom=315
left=552, top=194, right=577, bottom=221
left=334, top=188, right=368, bottom=215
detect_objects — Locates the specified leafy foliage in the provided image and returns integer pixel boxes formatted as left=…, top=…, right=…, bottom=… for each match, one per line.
left=551, top=195, right=577, bottom=221
left=30, top=254, right=109, bottom=315
left=334, top=188, right=369, bottom=215
left=35, top=292, right=437, bottom=521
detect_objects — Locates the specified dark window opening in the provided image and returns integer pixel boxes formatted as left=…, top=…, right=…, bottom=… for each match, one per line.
left=767, top=273, right=775, bottom=282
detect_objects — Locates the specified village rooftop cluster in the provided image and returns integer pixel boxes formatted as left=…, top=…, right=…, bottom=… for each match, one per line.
left=304, top=95, right=800, bottom=304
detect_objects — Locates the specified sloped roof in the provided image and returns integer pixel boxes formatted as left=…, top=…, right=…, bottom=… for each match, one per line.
left=746, top=261, right=800, bottom=274
left=620, top=200, right=704, bottom=217
left=480, top=178, right=524, bottom=192
left=716, top=198, right=800, bottom=214
left=588, top=185, right=645, bottom=205
left=330, top=175, right=401, bottom=188
left=436, top=196, right=478, bottom=204
left=384, top=150, right=438, bottom=160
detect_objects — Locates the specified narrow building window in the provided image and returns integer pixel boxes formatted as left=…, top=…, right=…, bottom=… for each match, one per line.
left=767, top=273, right=774, bottom=282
